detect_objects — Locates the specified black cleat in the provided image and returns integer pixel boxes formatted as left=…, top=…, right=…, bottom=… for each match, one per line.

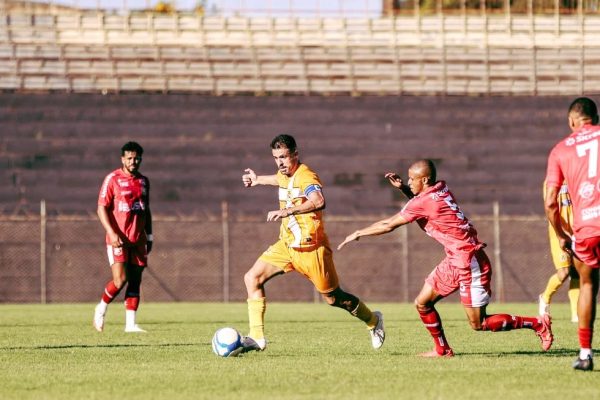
left=573, top=355, right=594, bottom=371
left=240, top=336, right=266, bottom=353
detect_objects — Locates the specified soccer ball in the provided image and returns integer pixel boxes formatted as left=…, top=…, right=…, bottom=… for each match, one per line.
left=211, top=327, right=243, bottom=357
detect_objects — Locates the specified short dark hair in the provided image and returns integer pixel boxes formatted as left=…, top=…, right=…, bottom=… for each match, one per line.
left=569, top=97, right=599, bottom=124
left=423, top=159, right=437, bottom=183
left=121, top=141, right=144, bottom=156
left=270, top=134, right=297, bottom=153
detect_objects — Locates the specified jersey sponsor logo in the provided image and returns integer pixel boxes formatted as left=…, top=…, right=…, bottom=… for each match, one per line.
left=118, top=180, right=130, bottom=187
left=581, top=205, right=600, bottom=221
left=117, top=200, right=145, bottom=212
left=120, top=190, right=132, bottom=196
left=578, top=181, right=595, bottom=199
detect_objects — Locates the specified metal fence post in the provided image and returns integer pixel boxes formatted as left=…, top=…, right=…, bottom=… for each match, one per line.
left=493, top=201, right=505, bottom=302
left=40, top=199, right=47, bottom=304
left=221, top=200, right=230, bottom=302
left=400, top=225, right=409, bottom=303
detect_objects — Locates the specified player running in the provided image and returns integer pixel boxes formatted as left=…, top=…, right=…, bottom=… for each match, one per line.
left=545, top=97, right=600, bottom=371
left=338, top=159, right=553, bottom=357
left=240, top=134, right=384, bottom=352
left=93, top=141, right=153, bottom=333
left=538, top=181, right=580, bottom=323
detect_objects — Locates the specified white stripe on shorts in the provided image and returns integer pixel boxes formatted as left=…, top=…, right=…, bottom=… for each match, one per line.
left=469, top=255, right=490, bottom=307
left=106, top=245, right=115, bottom=266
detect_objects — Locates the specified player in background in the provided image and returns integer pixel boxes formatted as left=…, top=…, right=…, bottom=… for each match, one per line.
left=240, top=134, right=384, bottom=352
left=338, top=159, right=553, bottom=357
left=538, top=181, right=580, bottom=322
left=93, top=141, right=153, bottom=333
left=545, top=97, right=600, bottom=371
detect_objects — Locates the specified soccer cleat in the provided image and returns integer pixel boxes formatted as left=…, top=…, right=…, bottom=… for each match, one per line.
left=240, top=336, right=267, bottom=353
left=538, top=294, right=549, bottom=316
left=419, top=348, right=455, bottom=358
left=535, top=313, right=553, bottom=351
left=572, top=355, right=593, bottom=371
left=93, top=304, right=105, bottom=332
left=124, top=324, right=147, bottom=333
left=369, top=311, right=385, bottom=350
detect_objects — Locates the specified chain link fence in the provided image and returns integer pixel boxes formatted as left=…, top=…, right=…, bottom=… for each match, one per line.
left=0, top=202, right=557, bottom=304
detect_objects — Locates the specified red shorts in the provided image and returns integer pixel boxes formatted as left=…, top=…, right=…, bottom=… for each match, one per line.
left=106, top=243, right=147, bottom=267
left=574, top=236, right=600, bottom=268
left=425, top=249, right=492, bottom=307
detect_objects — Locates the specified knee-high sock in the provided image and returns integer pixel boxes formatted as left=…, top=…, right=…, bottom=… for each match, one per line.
left=568, top=278, right=580, bottom=321
left=247, top=297, right=266, bottom=339
left=418, top=308, right=451, bottom=353
left=124, top=281, right=141, bottom=311
left=481, top=314, right=540, bottom=331
left=579, top=327, right=593, bottom=350
left=101, top=280, right=122, bottom=305
left=351, top=301, right=378, bottom=328
left=541, top=274, right=563, bottom=304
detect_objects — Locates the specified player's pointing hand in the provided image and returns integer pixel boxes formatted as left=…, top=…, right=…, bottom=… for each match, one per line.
left=337, top=231, right=359, bottom=251
left=384, top=172, right=403, bottom=189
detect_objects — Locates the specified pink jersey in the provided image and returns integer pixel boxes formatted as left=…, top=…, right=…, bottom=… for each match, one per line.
left=399, top=181, right=484, bottom=264
left=98, top=168, right=150, bottom=245
left=546, top=124, right=600, bottom=240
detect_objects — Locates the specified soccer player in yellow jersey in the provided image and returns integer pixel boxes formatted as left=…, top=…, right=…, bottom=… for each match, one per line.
left=240, top=134, right=385, bottom=352
left=539, top=181, right=581, bottom=322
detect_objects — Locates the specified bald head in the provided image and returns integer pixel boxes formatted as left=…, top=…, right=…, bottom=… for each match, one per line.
left=406, top=159, right=437, bottom=195
left=409, top=159, right=437, bottom=183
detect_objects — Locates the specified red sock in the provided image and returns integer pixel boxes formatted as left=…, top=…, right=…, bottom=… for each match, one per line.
left=418, top=308, right=451, bottom=354
left=125, top=296, right=140, bottom=311
left=101, top=281, right=121, bottom=304
left=579, top=327, right=593, bottom=349
left=482, top=314, right=540, bottom=331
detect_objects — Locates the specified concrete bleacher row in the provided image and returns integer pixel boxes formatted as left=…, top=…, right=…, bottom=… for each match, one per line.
left=1, top=12, right=600, bottom=95
left=0, top=42, right=599, bottom=94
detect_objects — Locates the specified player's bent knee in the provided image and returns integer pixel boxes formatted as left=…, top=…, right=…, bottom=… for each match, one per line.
left=414, top=300, right=431, bottom=313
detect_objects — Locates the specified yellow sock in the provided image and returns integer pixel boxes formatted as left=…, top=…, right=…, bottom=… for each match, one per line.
left=568, top=278, right=580, bottom=321
left=351, top=301, right=377, bottom=328
left=542, top=273, right=563, bottom=304
left=247, top=297, right=266, bottom=339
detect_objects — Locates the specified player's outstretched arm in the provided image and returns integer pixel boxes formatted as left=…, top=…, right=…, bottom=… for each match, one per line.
left=337, top=213, right=408, bottom=250
left=242, top=168, right=278, bottom=187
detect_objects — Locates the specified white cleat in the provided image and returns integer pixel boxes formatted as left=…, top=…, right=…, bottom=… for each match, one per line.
left=93, top=304, right=105, bottom=332
left=538, top=295, right=549, bottom=317
left=369, top=311, right=385, bottom=350
left=125, top=324, right=147, bottom=333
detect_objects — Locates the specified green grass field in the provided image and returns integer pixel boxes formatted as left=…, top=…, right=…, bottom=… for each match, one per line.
left=0, top=302, right=598, bottom=400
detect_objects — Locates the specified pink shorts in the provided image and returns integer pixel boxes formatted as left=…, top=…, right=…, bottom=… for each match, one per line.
left=106, top=243, right=147, bottom=267
left=574, top=236, right=600, bottom=268
left=425, top=249, right=492, bottom=307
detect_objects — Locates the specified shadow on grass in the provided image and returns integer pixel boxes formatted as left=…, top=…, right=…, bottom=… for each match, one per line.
left=2, top=342, right=201, bottom=351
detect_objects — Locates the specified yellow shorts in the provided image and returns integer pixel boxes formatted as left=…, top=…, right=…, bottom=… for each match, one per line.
left=259, top=239, right=339, bottom=293
left=548, top=224, right=571, bottom=270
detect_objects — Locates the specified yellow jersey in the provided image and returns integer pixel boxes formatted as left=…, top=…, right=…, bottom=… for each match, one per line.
left=277, top=163, right=326, bottom=248
left=543, top=181, right=573, bottom=235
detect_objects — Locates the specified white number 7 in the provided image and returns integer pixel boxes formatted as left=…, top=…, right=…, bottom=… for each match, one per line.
left=576, top=139, right=599, bottom=179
